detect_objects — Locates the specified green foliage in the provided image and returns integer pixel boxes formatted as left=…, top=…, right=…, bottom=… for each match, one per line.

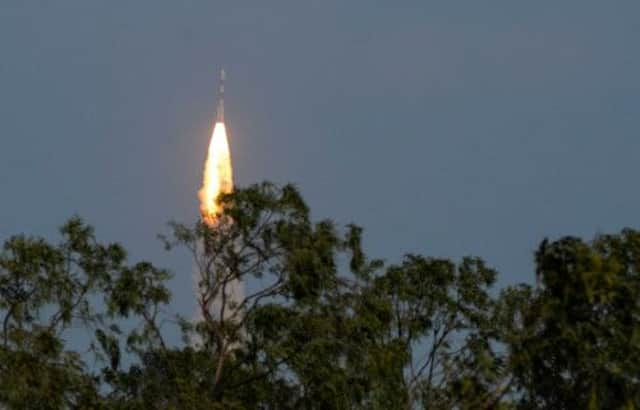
left=508, top=231, right=640, bottom=409
left=0, top=217, right=171, bottom=408
left=1, top=183, right=640, bottom=409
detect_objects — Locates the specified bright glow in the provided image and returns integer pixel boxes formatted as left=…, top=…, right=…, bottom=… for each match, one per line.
left=198, top=122, right=234, bottom=226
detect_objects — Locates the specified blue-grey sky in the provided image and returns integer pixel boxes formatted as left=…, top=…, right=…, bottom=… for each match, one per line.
left=1, top=2, right=639, bottom=312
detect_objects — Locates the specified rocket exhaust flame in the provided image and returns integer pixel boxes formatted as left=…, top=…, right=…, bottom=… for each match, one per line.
left=199, top=69, right=232, bottom=225
left=193, top=69, right=244, bottom=348
left=198, top=121, right=233, bottom=226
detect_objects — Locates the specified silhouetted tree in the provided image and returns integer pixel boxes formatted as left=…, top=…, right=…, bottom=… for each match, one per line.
left=2, top=182, right=640, bottom=409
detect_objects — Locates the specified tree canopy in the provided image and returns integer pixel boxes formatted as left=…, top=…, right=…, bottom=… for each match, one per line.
left=1, top=182, right=639, bottom=409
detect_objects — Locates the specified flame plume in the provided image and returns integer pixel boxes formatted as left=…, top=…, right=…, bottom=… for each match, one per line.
left=198, top=121, right=233, bottom=226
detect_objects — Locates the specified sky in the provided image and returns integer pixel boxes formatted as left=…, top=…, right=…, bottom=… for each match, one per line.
left=1, top=2, right=639, bottom=315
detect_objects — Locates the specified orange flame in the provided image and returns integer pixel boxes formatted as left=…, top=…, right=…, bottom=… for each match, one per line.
left=198, top=122, right=234, bottom=226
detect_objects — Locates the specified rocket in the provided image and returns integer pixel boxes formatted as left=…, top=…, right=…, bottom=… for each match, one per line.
left=216, top=69, right=225, bottom=123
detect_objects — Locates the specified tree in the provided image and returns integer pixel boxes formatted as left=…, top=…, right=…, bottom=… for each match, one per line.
left=0, top=217, right=170, bottom=409
left=506, top=230, right=640, bottom=409
left=363, top=254, right=510, bottom=409
left=112, top=182, right=381, bottom=408
left=2, top=181, right=640, bottom=409
left=97, top=182, right=509, bottom=409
